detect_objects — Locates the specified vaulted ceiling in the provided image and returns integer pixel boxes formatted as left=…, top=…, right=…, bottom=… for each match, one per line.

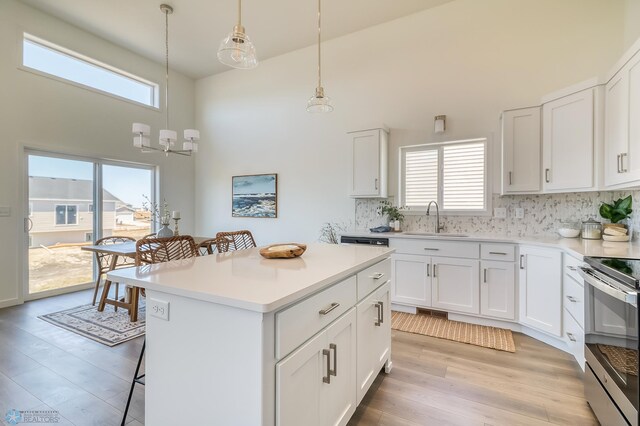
left=20, top=0, right=455, bottom=78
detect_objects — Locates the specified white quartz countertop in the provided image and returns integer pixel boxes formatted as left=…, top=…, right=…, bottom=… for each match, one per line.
left=107, top=243, right=394, bottom=313
left=341, top=230, right=640, bottom=260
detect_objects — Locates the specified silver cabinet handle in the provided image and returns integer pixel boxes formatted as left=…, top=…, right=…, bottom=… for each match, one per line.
left=566, top=265, right=577, bottom=271
left=319, top=302, right=340, bottom=315
left=566, top=332, right=577, bottom=342
left=489, top=252, right=507, bottom=256
left=374, top=178, right=378, bottom=190
left=424, top=248, right=439, bottom=251
left=617, top=154, right=622, bottom=173
left=322, top=349, right=331, bottom=384
left=370, top=273, right=384, bottom=280
left=566, top=295, right=578, bottom=303
left=621, top=153, right=628, bottom=172
left=483, top=268, right=487, bottom=283
left=433, top=264, right=438, bottom=278
left=374, top=302, right=382, bottom=326
left=508, top=171, right=512, bottom=185
left=379, top=301, right=384, bottom=324
left=426, top=264, right=431, bottom=277
left=519, top=255, right=525, bottom=270
left=545, top=168, right=550, bottom=183
left=329, top=343, right=337, bottom=377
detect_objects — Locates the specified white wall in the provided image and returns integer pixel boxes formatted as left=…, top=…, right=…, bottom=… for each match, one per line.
left=625, top=0, right=640, bottom=50
left=195, top=0, right=625, bottom=244
left=0, top=0, right=196, bottom=307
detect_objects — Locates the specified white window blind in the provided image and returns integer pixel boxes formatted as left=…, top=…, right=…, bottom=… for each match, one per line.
left=404, top=149, right=438, bottom=207
left=442, top=142, right=485, bottom=210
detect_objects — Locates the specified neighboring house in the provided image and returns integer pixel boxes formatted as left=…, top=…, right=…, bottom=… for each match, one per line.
left=116, top=204, right=136, bottom=225
left=29, top=176, right=119, bottom=247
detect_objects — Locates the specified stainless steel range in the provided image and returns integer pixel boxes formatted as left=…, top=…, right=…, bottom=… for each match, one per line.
left=580, top=257, right=639, bottom=426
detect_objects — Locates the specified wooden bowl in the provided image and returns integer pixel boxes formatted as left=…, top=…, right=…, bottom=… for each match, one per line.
left=259, top=243, right=307, bottom=259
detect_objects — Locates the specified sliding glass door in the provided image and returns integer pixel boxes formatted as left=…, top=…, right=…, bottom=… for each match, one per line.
left=26, top=152, right=154, bottom=298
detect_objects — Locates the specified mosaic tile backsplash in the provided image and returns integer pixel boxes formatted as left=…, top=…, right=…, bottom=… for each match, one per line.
left=355, top=191, right=640, bottom=238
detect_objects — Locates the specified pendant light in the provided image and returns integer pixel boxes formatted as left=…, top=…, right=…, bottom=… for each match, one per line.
left=306, top=0, right=333, bottom=113
left=132, top=4, right=199, bottom=156
left=218, top=0, right=258, bottom=69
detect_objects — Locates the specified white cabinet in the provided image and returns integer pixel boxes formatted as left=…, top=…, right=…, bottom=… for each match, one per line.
left=519, top=246, right=562, bottom=337
left=356, top=283, right=391, bottom=404
left=605, top=52, right=640, bottom=187
left=391, top=254, right=431, bottom=307
left=432, top=257, right=480, bottom=315
left=542, top=89, right=595, bottom=191
left=348, top=128, right=388, bottom=198
left=501, top=107, right=541, bottom=194
left=480, top=260, right=516, bottom=320
left=276, top=309, right=357, bottom=426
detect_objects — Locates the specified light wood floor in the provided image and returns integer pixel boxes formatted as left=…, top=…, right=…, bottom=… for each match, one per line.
left=0, top=289, right=597, bottom=426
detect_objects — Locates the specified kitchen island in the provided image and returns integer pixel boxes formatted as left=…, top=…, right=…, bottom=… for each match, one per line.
left=108, top=243, right=394, bottom=426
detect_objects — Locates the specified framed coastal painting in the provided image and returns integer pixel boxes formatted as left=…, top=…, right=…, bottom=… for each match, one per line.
left=232, top=174, right=277, bottom=218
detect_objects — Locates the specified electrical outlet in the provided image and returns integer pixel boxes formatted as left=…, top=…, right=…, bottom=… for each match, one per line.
left=149, top=298, right=169, bottom=321
left=515, top=208, right=525, bottom=219
left=493, top=208, right=507, bottom=219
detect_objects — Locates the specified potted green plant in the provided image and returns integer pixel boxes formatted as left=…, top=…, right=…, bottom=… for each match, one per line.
left=380, top=201, right=405, bottom=231
left=599, top=195, right=632, bottom=238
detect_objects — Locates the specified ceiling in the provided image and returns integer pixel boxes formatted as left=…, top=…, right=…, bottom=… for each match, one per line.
left=20, top=0, right=455, bottom=79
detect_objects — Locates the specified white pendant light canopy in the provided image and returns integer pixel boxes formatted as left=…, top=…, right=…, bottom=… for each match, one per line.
left=132, top=4, right=199, bottom=157
left=307, top=0, right=333, bottom=113
left=218, top=0, right=258, bottom=69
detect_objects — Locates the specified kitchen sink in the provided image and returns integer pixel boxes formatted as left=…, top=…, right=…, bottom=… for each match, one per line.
left=402, top=232, right=469, bottom=238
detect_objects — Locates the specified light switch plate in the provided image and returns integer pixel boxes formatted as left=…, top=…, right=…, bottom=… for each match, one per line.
left=493, top=208, right=507, bottom=219
left=515, top=208, right=525, bottom=219
left=149, top=298, right=169, bottom=321
left=0, top=207, right=11, bottom=217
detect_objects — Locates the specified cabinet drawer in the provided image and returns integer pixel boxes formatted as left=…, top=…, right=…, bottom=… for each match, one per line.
left=481, top=243, right=515, bottom=261
left=563, top=273, right=584, bottom=329
left=563, top=253, right=583, bottom=284
left=357, top=258, right=391, bottom=300
left=564, top=307, right=585, bottom=365
left=390, top=238, right=479, bottom=258
left=276, top=276, right=357, bottom=359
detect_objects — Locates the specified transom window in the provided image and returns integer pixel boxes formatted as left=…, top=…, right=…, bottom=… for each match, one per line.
left=55, top=205, right=78, bottom=225
left=400, top=139, right=488, bottom=213
left=22, top=33, right=159, bottom=108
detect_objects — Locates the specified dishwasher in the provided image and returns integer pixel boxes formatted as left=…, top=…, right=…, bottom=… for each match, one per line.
left=340, top=236, right=389, bottom=247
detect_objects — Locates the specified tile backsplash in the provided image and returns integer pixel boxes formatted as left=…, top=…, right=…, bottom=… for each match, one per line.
left=355, top=191, right=640, bottom=238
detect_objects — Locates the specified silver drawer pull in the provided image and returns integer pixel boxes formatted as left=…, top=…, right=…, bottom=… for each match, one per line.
left=424, top=248, right=439, bottom=251
left=319, top=302, right=340, bottom=316
left=375, top=302, right=382, bottom=326
left=322, top=349, right=331, bottom=384
left=329, top=343, right=337, bottom=377
left=489, top=252, right=507, bottom=255
left=566, top=295, right=578, bottom=303
left=370, top=273, right=385, bottom=280
left=566, top=265, right=577, bottom=271
left=566, top=332, right=577, bottom=342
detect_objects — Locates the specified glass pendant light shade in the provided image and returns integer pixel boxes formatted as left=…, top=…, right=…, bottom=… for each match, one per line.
left=307, top=87, right=333, bottom=113
left=218, top=25, right=258, bottom=69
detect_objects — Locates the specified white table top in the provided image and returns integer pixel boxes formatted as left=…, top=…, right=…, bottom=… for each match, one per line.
left=107, top=243, right=394, bottom=313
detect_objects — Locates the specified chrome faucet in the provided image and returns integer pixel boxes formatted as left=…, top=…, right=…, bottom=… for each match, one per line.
left=426, top=201, right=445, bottom=233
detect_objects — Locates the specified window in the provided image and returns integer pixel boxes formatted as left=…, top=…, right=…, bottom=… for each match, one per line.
left=55, top=205, right=78, bottom=225
left=88, top=204, right=94, bottom=213
left=401, top=139, right=487, bottom=213
left=85, top=232, right=93, bottom=242
left=22, top=34, right=158, bottom=107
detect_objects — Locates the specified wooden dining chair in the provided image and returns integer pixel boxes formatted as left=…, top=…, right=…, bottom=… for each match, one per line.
left=92, top=236, right=136, bottom=308
left=197, top=236, right=232, bottom=255
left=215, top=230, right=257, bottom=251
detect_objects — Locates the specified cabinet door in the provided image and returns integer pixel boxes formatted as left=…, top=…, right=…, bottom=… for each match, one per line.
left=626, top=53, right=640, bottom=183
left=323, top=309, right=357, bottom=426
left=542, top=89, right=594, bottom=191
left=604, top=70, right=629, bottom=186
left=519, top=246, right=562, bottom=337
left=502, top=107, right=541, bottom=193
left=356, top=284, right=390, bottom=404
left=391, top=254, right=431, bottom=307
left=349, top=129, right=387, bottom=197
left=276, top=329, right=326, bottom=426
left=480, top=261, right=515, bottom=320
left=432, top=257, right=480, bottom=314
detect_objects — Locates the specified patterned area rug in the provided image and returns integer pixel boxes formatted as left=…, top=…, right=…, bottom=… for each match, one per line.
left=391, top=311, right=516, bottom=353
left=598, top=344, right=638, bottom=376
left=39, top=301, right=145, bottom=347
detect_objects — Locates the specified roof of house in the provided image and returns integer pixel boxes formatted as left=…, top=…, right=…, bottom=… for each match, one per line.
left=116, top=205, right=136, bottom=213
left=29, top=176, right=120, bottom=202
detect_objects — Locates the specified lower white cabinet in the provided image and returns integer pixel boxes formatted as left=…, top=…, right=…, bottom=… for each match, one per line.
left=356, top=283, right=391, bottom=404
left=276, top=309, right=357, bottom=426
left=519, top=246, right=562, bottom=337
left=391, top=254, right=431, bottom=307
left=480, top=260, right=516, bottom=320
left=432, top=257, right=480, bottom=314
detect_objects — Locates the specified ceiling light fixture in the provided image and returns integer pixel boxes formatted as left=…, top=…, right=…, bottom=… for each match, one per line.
left=307, top=0, right=333, bottom=113
left=132, top=4, right=199, bottom=157
left=217, top=0, right=258, bottom=69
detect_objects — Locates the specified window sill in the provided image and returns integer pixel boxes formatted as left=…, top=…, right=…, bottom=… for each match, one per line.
left=402, top=209, right=492, bottom=218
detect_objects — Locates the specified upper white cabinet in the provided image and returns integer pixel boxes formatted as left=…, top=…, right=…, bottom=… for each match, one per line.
left=348, top=128, right=388, bottom=198
left=604, top=51, right=640, bottom=187
left=501, top=107, right=541, bottom=194
left=542, top=88, right=595, bottom=191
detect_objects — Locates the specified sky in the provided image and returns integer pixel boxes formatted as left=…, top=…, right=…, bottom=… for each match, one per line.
left=29, top=156, right=151, bottom=208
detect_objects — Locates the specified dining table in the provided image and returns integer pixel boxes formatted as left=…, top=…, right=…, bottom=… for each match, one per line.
left=82, top=236, right=213, bottom=322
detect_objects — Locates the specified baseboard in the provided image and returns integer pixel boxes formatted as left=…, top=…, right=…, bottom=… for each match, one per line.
left=0, top=298, right=22, bottom=309
left=391, top=303, right=417, bottom=314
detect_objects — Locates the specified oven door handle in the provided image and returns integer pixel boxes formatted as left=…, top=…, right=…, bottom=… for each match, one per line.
left=578, top=266, right=637, bottom=305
